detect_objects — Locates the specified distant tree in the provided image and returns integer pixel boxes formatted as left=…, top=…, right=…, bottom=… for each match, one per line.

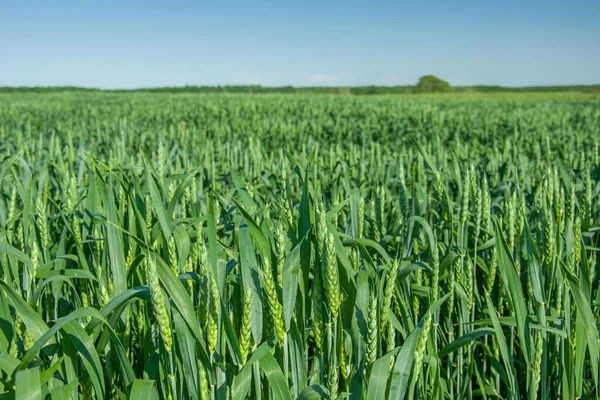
left=414, top=75, right=451, bottom=93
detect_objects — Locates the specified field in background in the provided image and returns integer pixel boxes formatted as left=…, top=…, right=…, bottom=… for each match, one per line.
left=1, top=84, right=600, bottom=95
left=0, top=93, right=599, bottom=399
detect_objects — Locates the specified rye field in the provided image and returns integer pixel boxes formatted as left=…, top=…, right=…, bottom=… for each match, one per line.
left=0, top=92, right=599, bottom=399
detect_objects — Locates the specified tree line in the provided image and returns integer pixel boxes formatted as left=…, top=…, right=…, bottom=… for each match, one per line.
left=1, top=75, right=599, bottom=94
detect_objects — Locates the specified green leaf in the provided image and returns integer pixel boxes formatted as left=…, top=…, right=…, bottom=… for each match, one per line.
left=232, top=198, right=271, bottom=257
left=232, top=339, right=277, bottom=400
left=289, top=319, right=307, bottom=397
left=50, top=379, right=79, bottom=400
left=206, top=198, right=223, bottom=292
left=564, top=270, right=599, bottom=389
left=366, top=348, right=399, bottom=400
left=105, top=181, right=127, bottom=296
left=172, top=308, right=199, bottom=400
left=493, top=217, right=531, bottom=367
left=145, top=167, right=172, bottom=239
left=0, top=354, right=19, bottom=376
left=0, top=280, right=50, bottom=342
left=388, top=323, right=422, bottom=400
left=407, top=216, right=436, bottom=255
left=16, top=367, right=41, bottom=400
left=231, top=170, right=257, bottom=211
left=18, top=308, right=108, bottom=371
left=0, top=242, right=34, bottom=269
left=298, top=385, right=330, bottom=399
left=129, top=379, right=159, bottom=400
left=220, top=297, right=243, bottom=366
left=154, top=256, right=213, bottom=376
left=486, top=295, right=519, bottom=399
left=387, top=294, right=449, bottom=400
left=259, top=352, right=291, bottom=400
left=173, top=225, right=190, bottom=273
left=62, top=320, right=106, bottom=400
left=34, top=268, right=96, bottom=280
left=283, top=237, right=303, bottom=330
left=39, top=356, right=65, bottom=385
left=439, top=328, right=495, bottom=357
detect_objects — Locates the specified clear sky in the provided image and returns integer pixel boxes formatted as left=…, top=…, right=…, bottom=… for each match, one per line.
left=1, top=0, right=599, bottom=88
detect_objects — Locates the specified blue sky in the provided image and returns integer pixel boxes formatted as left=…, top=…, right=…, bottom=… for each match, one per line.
left=1, top=0, right=599, bottom=88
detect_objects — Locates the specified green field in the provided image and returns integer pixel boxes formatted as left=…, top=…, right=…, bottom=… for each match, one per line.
left=0, top=92, right=598, bottom=399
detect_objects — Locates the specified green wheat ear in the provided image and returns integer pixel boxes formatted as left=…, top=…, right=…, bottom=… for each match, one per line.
left=147, top=256, right=173, bottom=353
left=240, top=288, right=253, bottom=365
left=262, top=257, right=285, bottom=346
left=366, top=294, right=378, bottom=366
left=317, top=203, right=340, bottom=323
left=312, top=262, right=325, bottom=354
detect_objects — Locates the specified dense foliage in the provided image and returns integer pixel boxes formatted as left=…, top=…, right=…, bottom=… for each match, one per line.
left=0, top=93, right=599, bottom=399
left=414, top=75, right=451, bottom=93
left=1, top=84, right=600, bottom=95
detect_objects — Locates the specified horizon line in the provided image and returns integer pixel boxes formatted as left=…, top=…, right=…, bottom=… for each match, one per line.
left=2, top=83, right=600, bottom=91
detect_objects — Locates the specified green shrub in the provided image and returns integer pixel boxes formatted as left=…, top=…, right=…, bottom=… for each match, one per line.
left=414, top=74, right=451, bottom=93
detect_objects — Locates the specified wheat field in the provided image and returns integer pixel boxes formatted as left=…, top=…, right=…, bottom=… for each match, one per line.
left=0, top=92, right=598, bottom=399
